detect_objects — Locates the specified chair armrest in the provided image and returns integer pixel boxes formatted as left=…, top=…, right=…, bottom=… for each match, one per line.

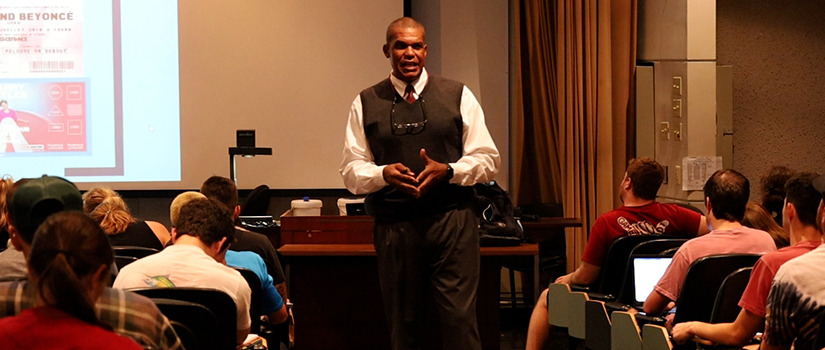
left=587, top=292, right=616, bottom=302
left=569, top=283, right=592, bottom=293
left=634, top=314, right=666, bottom=327
left=604, top=301, right=632, bottom=313
left=570, top=284, right=616, bottom=302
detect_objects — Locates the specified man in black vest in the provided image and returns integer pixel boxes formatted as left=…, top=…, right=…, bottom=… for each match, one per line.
left=340, top=17, right=500, bottom=350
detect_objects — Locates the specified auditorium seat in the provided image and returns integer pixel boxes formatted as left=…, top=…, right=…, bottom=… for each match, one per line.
left=113, top=246, right=160, bottom=259
left=151, top=298, right=218, bottom=350
left=634, top=254, right=761, bottom=350
left=131, top=287, right=238, bottom=349
left=570, top=235, right=663, bottom=300
left=585, top=238, right=688, bottom=350
left=240, top=184, right=271, bottom=217
left=234, top=267, right=262, bottom=334
left=709, top=267, right=753, bottom=324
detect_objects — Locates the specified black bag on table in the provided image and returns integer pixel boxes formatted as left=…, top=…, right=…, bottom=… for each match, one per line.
left=473, top=181, right=524, bottom=246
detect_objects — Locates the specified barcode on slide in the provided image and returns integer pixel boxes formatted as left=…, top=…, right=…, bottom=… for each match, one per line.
left=30, top=61, right=75, bottom=71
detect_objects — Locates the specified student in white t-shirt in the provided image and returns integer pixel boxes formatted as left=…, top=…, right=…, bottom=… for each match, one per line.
left=114, top=197, right=252, bottom=345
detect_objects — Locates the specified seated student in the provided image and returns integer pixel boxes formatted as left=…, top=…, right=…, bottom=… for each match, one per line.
left=200, top=176, right=288, bottom=299
left=760, top=165, right=795, bottom=227
left=170, top=191, right=288, bottom=326
left=0, top=212, right=142, bottom=349
left=168, top=191, right=206, bottom=229
left=742, top=201, right=790, bottom=249
left=760, top=174, right=825, bottom=350
left=114, top=197, right=252, bottom=345
left=643, top=169, right=777, bottom=316
left=671, top=173, right=822, bottom=347
left=0, top=176, right=11, bottom=246
left=224, top=250, right=288, bottom=325
left=526, top=158, right=708, bottom=350
left=0, top=176, right=23, bottom=280
left=0, top=176, right=182, bottom=349
left=83, top=187, right=171, bottom=250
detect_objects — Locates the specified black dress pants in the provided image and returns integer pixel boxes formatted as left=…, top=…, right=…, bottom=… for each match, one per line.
left=373, top=206, right=481, bottom=350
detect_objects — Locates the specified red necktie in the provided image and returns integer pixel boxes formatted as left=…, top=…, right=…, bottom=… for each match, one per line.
left=405, top=84, right=416, bottom=103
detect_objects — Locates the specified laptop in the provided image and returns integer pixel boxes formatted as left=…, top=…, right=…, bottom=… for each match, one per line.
left=604, top=254, right=673, bottom=314
left=630, top=255, right=673, bottom=308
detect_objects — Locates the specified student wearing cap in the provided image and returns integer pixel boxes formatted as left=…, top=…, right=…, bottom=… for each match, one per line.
left=0, top=176, right=183, bottom=350
left=0, top=212, right=143, bottom=349
left=1, top=177, right=81, bottom=282
left=760, top=175, right=825, bottom=350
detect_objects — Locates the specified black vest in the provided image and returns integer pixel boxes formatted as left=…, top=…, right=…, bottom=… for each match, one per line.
left=360, top=76, right=473, bottom=222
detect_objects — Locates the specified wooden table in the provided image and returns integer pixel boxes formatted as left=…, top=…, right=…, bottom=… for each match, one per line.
left=520, top=217, right=583, bottom=243
left=279, top=243, right=539, bottom=350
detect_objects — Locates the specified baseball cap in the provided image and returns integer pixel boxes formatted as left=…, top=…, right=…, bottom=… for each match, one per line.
left=8, top=175, right=83, bottom=242
left=813, top=175, right=825, bottom=200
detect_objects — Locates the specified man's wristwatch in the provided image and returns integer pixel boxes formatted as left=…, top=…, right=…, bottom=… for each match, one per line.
left=445, top=163, right=454, bottom=180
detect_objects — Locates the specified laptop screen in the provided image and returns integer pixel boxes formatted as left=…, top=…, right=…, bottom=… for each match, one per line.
left=632, top=256, right=673, bottom=304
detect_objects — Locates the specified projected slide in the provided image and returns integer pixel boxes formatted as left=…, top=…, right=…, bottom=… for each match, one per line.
left=0, top=82, right=88, bottom=152
left=0, top=0, right=180, bottom=182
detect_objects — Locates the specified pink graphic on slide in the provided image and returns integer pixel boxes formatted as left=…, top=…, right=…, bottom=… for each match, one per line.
left=1, top=81, right=87, bottom=153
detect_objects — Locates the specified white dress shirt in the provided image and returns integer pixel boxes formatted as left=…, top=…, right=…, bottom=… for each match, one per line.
left=340, top=68, right=500, bottom=195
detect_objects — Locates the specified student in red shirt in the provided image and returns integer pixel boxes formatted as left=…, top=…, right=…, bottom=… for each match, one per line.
left=526, top=158, right=708, bottom=350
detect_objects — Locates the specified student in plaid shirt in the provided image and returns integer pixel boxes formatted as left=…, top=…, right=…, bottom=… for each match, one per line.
left=0, top=280, right=183, bottom=349
left=0, top=176, right=182, bottom=349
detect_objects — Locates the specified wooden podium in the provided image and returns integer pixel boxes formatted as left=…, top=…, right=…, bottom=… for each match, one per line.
left=280, top=213, right=373, bottom=245
left=278, top=214, right=538, bottom=350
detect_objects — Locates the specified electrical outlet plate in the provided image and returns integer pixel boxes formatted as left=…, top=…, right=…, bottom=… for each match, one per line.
left=672, top=77, right=682, bottom=96
left=674, top=122, right=683, bottom=140
left=672, top=99, right=682, bottom=118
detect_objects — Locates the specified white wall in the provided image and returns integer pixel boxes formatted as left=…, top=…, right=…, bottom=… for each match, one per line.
left=413, top=0, right=511, bottom=189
